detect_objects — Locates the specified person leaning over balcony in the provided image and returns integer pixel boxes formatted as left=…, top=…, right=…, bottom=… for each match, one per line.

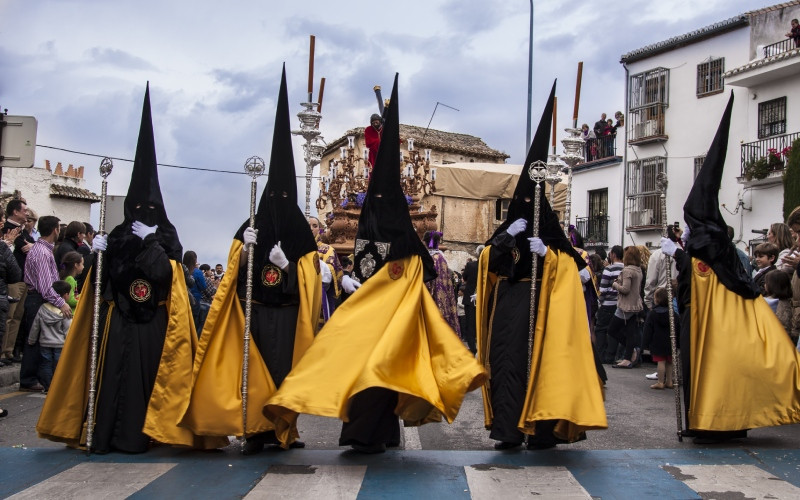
left=786, top=18, right=800, bottom=48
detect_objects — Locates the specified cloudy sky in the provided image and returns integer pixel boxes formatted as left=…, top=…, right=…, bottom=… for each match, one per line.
left=1, top=0, right=769, bottom=265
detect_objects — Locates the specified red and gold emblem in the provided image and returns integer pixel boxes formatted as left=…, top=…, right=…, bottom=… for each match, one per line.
left=129, top=279, right=152, bottom=302
left=694, top=259, right=711, bottom=277
left=511, top=247, right=521, bottom=264
left=388, top=260, right=404, bottom=280
left=314, top=257, right=321, bottom=274
left=262, top=264, right=282, bottom=286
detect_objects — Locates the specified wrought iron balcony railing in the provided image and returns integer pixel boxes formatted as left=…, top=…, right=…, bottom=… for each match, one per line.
left=740, top=131, right=799, bottom=179
left=763, top=38, right=799, bottom=58
left=628, top=104, right=667, bottom=143
left=576, top=216, right=610, bottom=245
left=580, top=137, right=617, bottom=164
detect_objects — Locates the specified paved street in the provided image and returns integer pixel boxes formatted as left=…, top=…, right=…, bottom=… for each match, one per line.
left=2, top=363, right=800, bottom=498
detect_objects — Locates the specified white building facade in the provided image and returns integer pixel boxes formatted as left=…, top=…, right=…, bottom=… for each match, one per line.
left=612, top=2, right=800, bottom=253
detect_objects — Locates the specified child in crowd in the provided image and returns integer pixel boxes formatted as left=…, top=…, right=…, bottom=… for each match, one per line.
left=752, top=242, right=779, bottom=295
left=58, top=250, right=84, bottom=313
left=763, top=269, right=793, bottom=342
left=642, top=287, right=678, bottom=390
left=28, top=280, right=73, bottom=391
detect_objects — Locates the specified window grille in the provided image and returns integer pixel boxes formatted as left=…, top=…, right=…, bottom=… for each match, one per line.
left=758, top=97, right=786, bottom=139
left=626, top=156, right=666, bottom=229
left=696, top=57, right=724, bottom=97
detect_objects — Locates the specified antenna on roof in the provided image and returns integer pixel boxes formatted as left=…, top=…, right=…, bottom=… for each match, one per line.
left=422, top=101, right=460, bottom=144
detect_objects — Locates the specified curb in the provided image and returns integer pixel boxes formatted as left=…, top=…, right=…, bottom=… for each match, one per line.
left=0, top=365, right=20, bottom=389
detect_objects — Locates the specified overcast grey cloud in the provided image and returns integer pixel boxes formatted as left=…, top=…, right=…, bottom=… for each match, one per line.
left=0, top=0, right=770, bottom=266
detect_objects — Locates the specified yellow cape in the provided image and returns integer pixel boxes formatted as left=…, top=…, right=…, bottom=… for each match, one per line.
left=264, top=255, right=487, bottom=447
left=177, top=240, right=321, bottom=436
left=689, top=257, right=800, bottom=430
left=36, top=261, right=226, bottom=450
left=476, top=246, right=607, bottom=442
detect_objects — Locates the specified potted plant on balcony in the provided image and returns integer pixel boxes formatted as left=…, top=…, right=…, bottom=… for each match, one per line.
left=767, top=148, right=785, bottom=170
left=744, top=156, right=770, bottom=180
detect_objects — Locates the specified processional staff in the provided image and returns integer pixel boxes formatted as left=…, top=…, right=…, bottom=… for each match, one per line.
left=241, top=155, right=265, bottom=451
left=527, top=161, right=548, bottom=380
left=656, top=172, right=683, bottom=442
left=85, top=157, right=113, bottom=454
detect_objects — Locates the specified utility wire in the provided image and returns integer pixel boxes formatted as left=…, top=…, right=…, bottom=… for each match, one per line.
left=35, top=144, right=324, bottom=178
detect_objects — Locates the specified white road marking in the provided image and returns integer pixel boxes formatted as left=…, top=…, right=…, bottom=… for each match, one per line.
left=8, top=462, right=176, bottom=499
left=667, top=464, right=800, bottom=499
left=403, top=424, right=422, bottom=450
left=245, top=465, right=367, bottom=500
left=465, top=465, right=592, bottom=499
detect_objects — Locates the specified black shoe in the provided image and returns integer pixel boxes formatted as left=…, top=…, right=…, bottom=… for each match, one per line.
left=0, top=409, right=8, bottom=418
left=11, top=355, right=22, bottom=363
left=351, top=443, right=386, bottom=454
left=493, top=441, right=522, bottom=450
left=289, top=440, right=305, bottom=449
left=19, top=383, right=44, bottom=392
left=242, top=438, right=265, bottom=455
left=0, top=359, right=10, bottom=367
left=526, top=439, right=557, bottom=450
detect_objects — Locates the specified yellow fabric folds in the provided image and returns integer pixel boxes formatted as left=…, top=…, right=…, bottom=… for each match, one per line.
left=37, top=262, right=225, bottom=449
left=477, top=247, right=607, bottom=442
left=264, top=255, right=487, bottom=446
left=178, top=240, right=321, bottom=436
left=689, top=258, right=800, bottom=430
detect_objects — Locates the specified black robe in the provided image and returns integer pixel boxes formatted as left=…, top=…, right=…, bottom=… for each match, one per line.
left=92, top=234, right=172, bottom=453
left=484, top=232, right=545, bottom=444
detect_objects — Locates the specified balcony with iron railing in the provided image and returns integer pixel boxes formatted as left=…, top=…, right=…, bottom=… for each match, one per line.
left=628, top=104, right=667, bottom=144
left=762, top=38, right=799, bottom=58
left=739, top=131, right=799, bottom=184
left=576, top=215, right=610, bottom=246
left=580, top=137, right=617, bottom=164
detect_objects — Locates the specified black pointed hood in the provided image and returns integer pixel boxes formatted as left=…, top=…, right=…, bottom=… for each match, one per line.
left=108, top=83, right=182, bottom=262
left=353, top=73, right=435, bottom=282
left=683, top=92, right=759, bottom=298
left=234, top=65, right=317, bottom=264
left=488, top=81, right=585, bottom=270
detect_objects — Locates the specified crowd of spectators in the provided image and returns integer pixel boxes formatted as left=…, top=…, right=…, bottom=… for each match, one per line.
left=0, top=196, right=222, bottom=405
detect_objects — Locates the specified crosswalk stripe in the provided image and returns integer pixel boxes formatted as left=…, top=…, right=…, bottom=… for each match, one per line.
left=7, top=462, right=176, bottom=500
left=464, top=465, right=592, bottom=499
left=403, top=425, right=422, bottom=450
left=245, top=465, right=367, bottom=500
left=666, top=464, right=800, bottom=499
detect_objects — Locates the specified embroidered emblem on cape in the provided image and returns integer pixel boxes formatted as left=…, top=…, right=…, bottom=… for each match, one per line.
left=129, top=279, right=152, bottom=302
left=360, top=252, right=377, bottom=279
left=511, top=247, right=521, bottom=264
left=314, top=257, right=321, bottom=274
left=694, top=260, right=711, bottom=277
left=388, top=260, right=404, bottom=280
left=262, top=264, right=283, bottom=286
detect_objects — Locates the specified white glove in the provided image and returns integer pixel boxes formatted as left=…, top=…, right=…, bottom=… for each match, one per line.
left=91, top=234, right=107, bottom=253
left=243, top=227, right=257, bottom=247
left=528, top=237, right=547, bottom=257
left=660, top=237, right=677, bottom=257
left=470, top=293, right=476, bottom=305
left=320, top=260, right=332, bottom=284
left=506, top=218, right=527, bottom=237
left=131, top=221, right=158, bottom=240
left=342, top=274, right=361, bottom=294
left=681, top=225, right=690, bottom=246
left=269, top=242, right=289, bottom=269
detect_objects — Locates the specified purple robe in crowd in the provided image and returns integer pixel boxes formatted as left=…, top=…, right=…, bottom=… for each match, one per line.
left=425, top=251, right=462, bottom=338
